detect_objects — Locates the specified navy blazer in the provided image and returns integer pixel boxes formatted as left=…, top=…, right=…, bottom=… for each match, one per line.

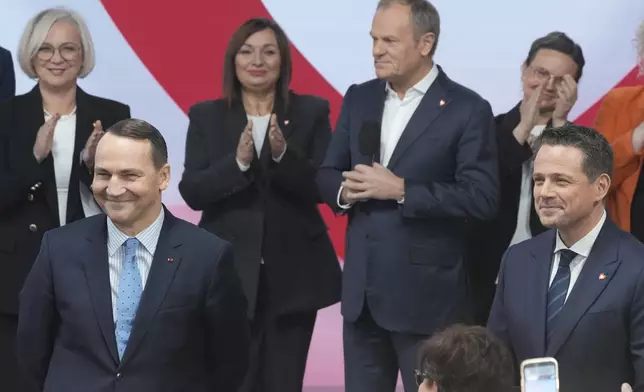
left=488, top=218, right=644, bottom=392
left=0, top=46, right=15, bottom=101
left=317, top=66, right=500, bottom=334
left=16, top=208, right=250, bottom=392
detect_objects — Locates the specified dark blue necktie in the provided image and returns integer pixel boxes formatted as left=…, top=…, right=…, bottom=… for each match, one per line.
left=546, top=249, right=576, bottom=343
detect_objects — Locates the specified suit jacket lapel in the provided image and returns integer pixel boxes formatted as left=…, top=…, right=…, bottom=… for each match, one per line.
left=545, top=220, right=621, bottom=357
left=120, top=209, right=183, bottom=364
left=529, top=231, right=556, bottom=356
left=66, top=87, right=94, bottom=223
left=386, top=68, right=451, bottom=170
left=82, top=215, right=119, bottom=365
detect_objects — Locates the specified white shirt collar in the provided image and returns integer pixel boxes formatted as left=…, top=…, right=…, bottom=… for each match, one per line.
left=554, top=210, right=607, bottom=258
left=107, top=208, right=165, bottom=256
left=385, top=62, right=439, bottom=97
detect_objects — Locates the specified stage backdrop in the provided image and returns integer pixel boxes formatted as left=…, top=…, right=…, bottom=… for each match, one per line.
left=1, top=1, right=642, bottom=390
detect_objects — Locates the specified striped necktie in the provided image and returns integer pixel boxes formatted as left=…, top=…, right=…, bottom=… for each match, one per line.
left=546, top=249, right=576, bottom=344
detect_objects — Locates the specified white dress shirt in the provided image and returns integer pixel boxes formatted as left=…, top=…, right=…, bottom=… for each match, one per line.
left=107, top=209, right=164, bottom=321
left=550, top=210, right=606, bottom=302
left=337, top=63, right=439, bottom=208
left=508, top=124, right=546, bottom=246
left=46, top=108, right=76, bottom=225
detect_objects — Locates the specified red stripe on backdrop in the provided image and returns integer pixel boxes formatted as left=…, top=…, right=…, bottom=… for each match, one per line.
left=100, top=0, right=347, bottom=257
left=100, top=0, right=640, bottom=259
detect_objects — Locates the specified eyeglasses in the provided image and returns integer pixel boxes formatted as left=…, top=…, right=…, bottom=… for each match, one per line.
left=36, top=43, right=81, bottom=62
left=527, top=65, right=564, bottom=86
left=414, top=369, right=429, bottom=386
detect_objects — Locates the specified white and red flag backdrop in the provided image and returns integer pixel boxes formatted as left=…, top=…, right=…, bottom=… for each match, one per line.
left=1, top=0, right=642, bottom=389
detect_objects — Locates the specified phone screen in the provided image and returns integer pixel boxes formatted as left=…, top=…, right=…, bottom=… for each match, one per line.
left=523, top=361, right=557, bottom=392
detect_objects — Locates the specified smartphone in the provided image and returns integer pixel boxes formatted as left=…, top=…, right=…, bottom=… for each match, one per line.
left=521, top=357, right=559, bottom=392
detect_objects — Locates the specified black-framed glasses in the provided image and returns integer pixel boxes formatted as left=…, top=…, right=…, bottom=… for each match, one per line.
left=414, top=369, right=429, bottom=386
left=36, top=43, right=81, bottom=62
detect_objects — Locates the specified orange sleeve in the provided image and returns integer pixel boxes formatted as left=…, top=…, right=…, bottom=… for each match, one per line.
left=594, top=91, right=643, bottom=190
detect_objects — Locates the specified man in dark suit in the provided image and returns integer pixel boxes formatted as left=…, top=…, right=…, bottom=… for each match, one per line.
left=467, top=32, right=585, bottom=325
left=488, top=125, right=644, bottom=392
left=0, top=45, right=15, bottom=100
left=17, top=119, right=250, bottom=392
left=316, top=1, right=499, bottom=390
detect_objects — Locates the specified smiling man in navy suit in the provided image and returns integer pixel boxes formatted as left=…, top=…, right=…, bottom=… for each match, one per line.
left=488, top=125, right=644, bottom=392
left=16, top=119, right=250, bottom=392
left=316, top=0, right=499, bottom=390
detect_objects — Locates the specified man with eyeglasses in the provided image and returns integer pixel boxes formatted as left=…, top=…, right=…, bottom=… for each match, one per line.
left=467, top=32, right=585, bottom=326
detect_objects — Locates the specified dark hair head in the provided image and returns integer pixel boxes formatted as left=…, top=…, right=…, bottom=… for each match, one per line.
left=377, top=0, right=441, bottom=56
left=534, top=124, right=613, bottom=182
left=222, top=18, right=292, bottom=107
left=525, top=32, right=585, bottom=81
left=417, top=324, right=514, bottom=392
left=106, top=119, right=168, bottom=169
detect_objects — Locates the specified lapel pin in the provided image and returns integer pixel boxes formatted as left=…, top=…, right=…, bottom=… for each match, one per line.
left=284, top=120, right=290, bottom=125
left=439, top=99, right=446, bottom=107
left=599, top=273, right=607, bottom=280
left=167, top=257, right=174, bottom=263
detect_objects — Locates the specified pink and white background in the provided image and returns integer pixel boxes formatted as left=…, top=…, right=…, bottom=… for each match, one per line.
left=1, top=1, right=643, bottom=390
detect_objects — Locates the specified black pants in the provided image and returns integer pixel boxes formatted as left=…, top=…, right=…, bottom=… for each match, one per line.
left=343, top=304, right=428, bottom=392
left=239, top=267, right=317, bottom=392
left=0, top=314, right=36, bottom=392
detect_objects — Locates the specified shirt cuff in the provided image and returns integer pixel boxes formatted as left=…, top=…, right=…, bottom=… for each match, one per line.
left=272, top=144, right=287, bottom=163
left=337, top=185, right=353, bottom=209
left=236, top=158, right=250, bottom=172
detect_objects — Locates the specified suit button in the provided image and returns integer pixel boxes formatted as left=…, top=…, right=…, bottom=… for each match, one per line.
left=28, top=224, right=38, bottom=232
left=27, top=194, right=34, bottom=201
left=116, top=372, right=123, bottom=380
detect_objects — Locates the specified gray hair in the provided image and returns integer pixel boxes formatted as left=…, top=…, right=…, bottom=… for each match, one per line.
left=18, top=7, right=95, bottom=79
left=534, top=125, right=613, bottom=182
left=637, top=20, right=644, bottom=75
left=377, top=0, right=440, bottom=56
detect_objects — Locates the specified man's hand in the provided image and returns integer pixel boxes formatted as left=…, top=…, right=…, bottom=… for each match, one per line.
left=552, top=74, right=577, bottom=128
left=513, top=82, right=544, bottom=145
left=342, top=163, right=404, bottom=201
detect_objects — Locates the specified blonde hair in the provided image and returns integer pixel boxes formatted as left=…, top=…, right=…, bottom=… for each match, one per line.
left=637, top=20, right=644, bottom=75
left=18, top=7, right=95, bottom=79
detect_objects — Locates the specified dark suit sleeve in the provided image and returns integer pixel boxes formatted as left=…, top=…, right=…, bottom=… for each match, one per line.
left=402, top=99, right=500, bottom=220
left=0, top=101, right=47, bottom=215
left=270, top=99, right=331, bottom=204
left=495, top=115, right=533, bottom=177
left=179, top=105, right=253, bottom=210
left=204, top=242, right=250, bottom=391
left=316, top=85, right=355, bottom=214
left=487, top=247, right=513, bottom=353
left=78, top=102, right=131, bottom=187
left=0, top=49, right=16, bottom=99
left=631, top=267, right=644, bottom=390
left=16, top=231, right=58, bottom=391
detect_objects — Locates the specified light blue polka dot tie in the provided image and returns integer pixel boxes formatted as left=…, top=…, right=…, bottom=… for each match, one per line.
left=115, top=238, right=142, bottom=360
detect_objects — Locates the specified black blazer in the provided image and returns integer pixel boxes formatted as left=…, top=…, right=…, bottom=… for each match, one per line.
left=17, top=208, right=250, bottom=392
left=317, top=67, right=500, bottom=334
left=488, top=219, right=644, bottom=392
left=0, top=85, right=130, bottom=314
left=467, top=102, right=547, bottom=325
left=178, top=92, right=342, bottom=317
left=0, top=46, right=15, bottom=101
